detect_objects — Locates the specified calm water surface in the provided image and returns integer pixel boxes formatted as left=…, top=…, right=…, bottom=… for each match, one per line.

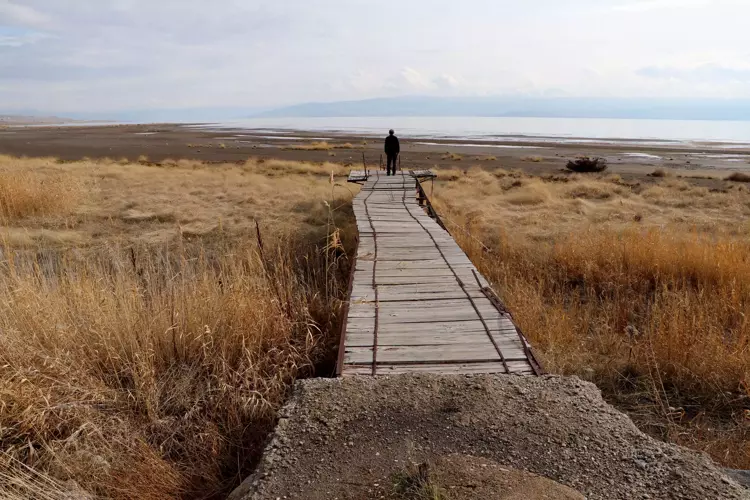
left=193, top=116, right=750, bottom=147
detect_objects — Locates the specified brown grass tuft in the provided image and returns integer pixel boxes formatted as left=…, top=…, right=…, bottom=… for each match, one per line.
left=441, top=152, right=463, bottom=161
left=521, top=156, right=544, bottom=163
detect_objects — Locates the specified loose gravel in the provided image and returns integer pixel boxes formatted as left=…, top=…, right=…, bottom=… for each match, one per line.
left=229, top=374, right=748, bottom=500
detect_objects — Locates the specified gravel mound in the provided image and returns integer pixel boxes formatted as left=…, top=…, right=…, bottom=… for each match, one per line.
left=229, top=375, right=748, bottom=500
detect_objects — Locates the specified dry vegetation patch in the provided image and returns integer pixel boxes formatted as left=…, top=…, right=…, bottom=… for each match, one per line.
left=0, top=155, right=356, bottom=499
left=284, top=141, right=360, bottom=151
left=0, top=169, right=81, bottom=221
left=431, top=168, right=750, bottom=469
left=441, top=152, right=463, bottom=161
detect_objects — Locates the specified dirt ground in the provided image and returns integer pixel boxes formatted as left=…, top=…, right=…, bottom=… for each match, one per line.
left=1, top=124, right=748, bottom=187
left=228, top=375, right=747, bottom=500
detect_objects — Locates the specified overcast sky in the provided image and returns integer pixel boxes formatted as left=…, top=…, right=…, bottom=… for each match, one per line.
left=1, top=0, right=750, bottom=113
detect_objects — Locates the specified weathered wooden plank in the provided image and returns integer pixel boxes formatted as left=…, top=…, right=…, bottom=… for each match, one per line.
left=377, top=363, right=508, bottom=375
left=342, top=365, right=374, bottom=376
left=345, top=319, right=509, bottom=335
left=357, top=260, right=476, bottom=270
left=342, top=170, right=535, bottom=377
left=349, top=309, right=505, bottom=325
left=347, top=332, right=495, bottom=347
left=346, top=345, right=500, bottom=364
left=506, top=361, right=535, bottom=374
left=354, top=275, right=460, bottom=286
left=351, top=290, right=487, bottom=302
left=348, top=299, right=500, bottom=315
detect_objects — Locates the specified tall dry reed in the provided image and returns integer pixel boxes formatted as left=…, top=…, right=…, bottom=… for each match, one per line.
left=0, top=235, right=349, bottom=499
left=432, top=169, right=750, bottom=468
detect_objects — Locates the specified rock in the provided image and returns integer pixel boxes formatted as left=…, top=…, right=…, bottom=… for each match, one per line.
left=724, top=470, right=750, bottom=488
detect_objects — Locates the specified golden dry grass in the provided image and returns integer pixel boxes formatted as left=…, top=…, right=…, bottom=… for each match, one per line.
left=431, top=167, right=750, bottom=468
left=0, top=155, right=353, bottom=247
left=520, top=156, right=543, bottom=162
left=440, top=152, right=463, bottom=161
left=0, top=155, right=356, bottom=499
left=0, top=170, right=81, bottom=221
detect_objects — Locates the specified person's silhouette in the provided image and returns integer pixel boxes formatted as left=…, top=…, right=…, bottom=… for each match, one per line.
left=384, top=129, right=400, bottom=176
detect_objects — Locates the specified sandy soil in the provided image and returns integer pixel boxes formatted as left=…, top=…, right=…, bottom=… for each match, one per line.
left=1, top=124, right=748, bottom=187
left=229, top=375, right=748, bottom=500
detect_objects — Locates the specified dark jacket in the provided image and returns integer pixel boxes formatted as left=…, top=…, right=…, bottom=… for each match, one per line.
left=384, top=134, right=400, bottom=155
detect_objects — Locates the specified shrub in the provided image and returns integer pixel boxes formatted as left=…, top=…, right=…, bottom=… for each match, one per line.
left=726, top=172, right=750, bottom=183
left=441, top=152, right=463, bottom=161
left=566, top=156, right=608, bottom=173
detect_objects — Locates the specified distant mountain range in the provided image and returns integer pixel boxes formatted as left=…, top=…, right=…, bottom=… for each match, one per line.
left=255, top=96, right=750, bottom=121
left=0, top=114, right=72, bottom=125
left=7, top=96, right=750, bottom=123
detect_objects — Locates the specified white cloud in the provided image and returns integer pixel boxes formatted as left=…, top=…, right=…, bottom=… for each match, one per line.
left=613, top=0, right=709, bottom=12
left=1, top=0, right=750, bottom=113
left=0, top=0, right=50, bottom=28
left=0, top=30, right=48, bottom=47
left=638, top=64, right=750, bottom=83
left=398, top=68, right=438, bottom=91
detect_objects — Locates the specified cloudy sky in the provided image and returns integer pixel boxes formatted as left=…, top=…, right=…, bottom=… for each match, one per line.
left=1, top=0, right=749, bottom=113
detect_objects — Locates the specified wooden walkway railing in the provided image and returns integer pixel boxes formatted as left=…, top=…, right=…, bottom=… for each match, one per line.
left=337, top=170, right=542, bottom=377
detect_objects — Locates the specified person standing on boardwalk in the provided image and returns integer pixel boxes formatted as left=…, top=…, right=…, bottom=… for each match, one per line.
left=384, top=129, right=400, bottom=176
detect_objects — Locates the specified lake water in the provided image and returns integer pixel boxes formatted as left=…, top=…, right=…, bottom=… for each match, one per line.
left=190, top=116, right=750, bottom=147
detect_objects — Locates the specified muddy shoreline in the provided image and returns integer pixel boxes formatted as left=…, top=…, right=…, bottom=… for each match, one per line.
left=1, top=123, right=748, bottom=183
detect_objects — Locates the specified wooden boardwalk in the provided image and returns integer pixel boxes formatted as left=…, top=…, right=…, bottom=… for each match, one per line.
left=338, top=170, right=541, bottom=377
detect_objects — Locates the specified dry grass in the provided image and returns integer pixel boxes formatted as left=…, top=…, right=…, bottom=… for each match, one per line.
left=440, top=152, right=463, bottom=161
left=0, top=155, right=356, bottom=499
left=393, top=463, right=449, bottom=500
left=0, top=155, right=352, bottom=247
left=431, top=168, right=750, bottom=469
left=521, top=156, right=544, bottom=163
left=284, top=141, right=360, bottom=151
left=0, top=169, right=81, bottom=221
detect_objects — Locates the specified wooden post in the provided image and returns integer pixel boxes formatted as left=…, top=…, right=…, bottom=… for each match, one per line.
left=379, top=154, right=383, bottom=171
left=362, top=152, right=368, bottom=176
